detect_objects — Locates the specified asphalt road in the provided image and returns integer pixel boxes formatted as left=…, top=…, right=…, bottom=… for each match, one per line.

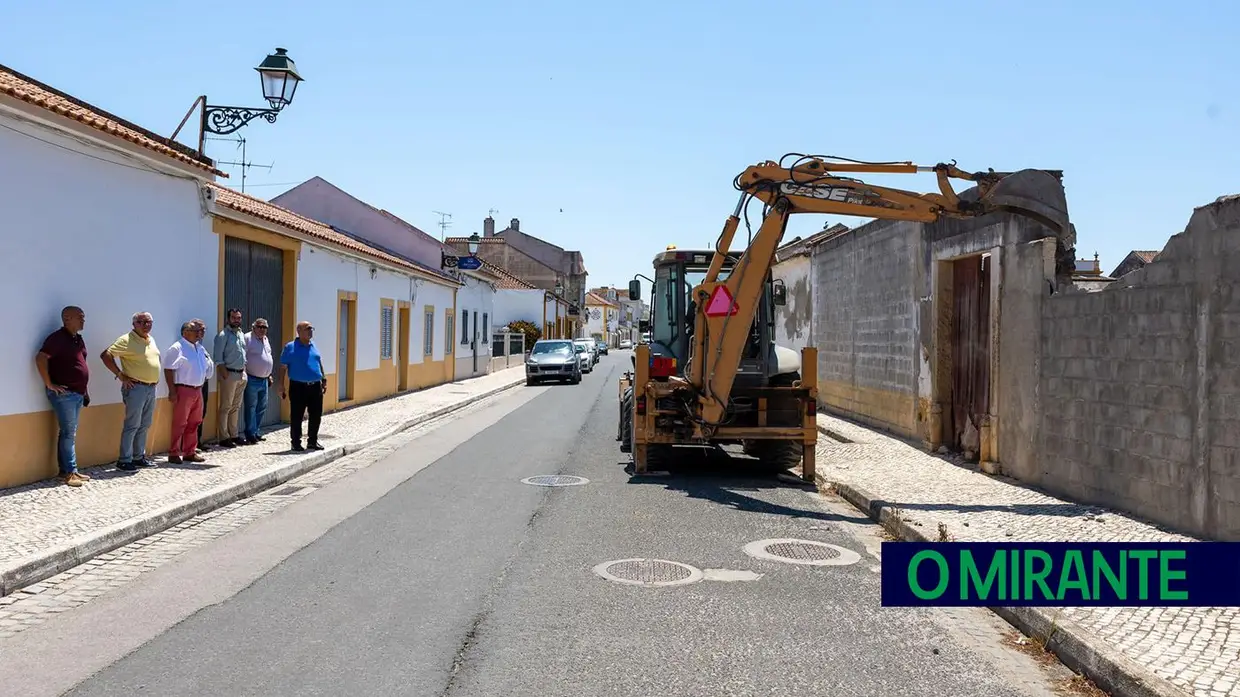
left=58, top=351, right=1072, bottom=697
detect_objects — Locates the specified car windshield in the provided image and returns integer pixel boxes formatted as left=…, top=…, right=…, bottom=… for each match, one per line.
left=532, top=341, right=572, bottom=355
left=574, top=344, right=586, bottom=352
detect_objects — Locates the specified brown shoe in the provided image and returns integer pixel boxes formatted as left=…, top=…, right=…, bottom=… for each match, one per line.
left=60, top=473, right=84, bottom=487
left=167, top=455, right=184, bottom=464
left=74, top=470, right=91, bottom=481
left=186, top=453, right=206, bottom=463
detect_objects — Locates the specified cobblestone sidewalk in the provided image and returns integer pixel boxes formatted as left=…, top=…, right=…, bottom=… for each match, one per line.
left=0, top=366, right=526, bottom=595
left=814, top=413, right=1238, bottom=697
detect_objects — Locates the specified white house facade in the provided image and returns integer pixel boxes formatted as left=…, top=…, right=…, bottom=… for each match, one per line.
left=0, top=63, right=222, bottom=488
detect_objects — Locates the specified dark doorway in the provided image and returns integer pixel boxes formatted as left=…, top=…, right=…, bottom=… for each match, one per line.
left=948, top=254, right=991, bottom=454
left=223, top=236, right=285, bottom=427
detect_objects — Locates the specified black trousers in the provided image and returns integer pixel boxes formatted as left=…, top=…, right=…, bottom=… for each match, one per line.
left=289, top=380, right=323, bottom=445
left=197, top=381, right=209, bottom=444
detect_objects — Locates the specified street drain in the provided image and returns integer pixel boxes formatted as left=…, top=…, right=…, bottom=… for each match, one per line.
left=742, top=538, right=862, bottom=567
left=593, top=559, right=704, bottom=587
left=521, top=475, right=589, bottom=487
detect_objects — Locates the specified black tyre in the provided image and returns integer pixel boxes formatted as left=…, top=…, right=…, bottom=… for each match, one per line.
left=526, top=377, right=538, bottom=386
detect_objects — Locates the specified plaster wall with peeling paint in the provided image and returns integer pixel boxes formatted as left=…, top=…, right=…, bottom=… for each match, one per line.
left=772, top=254, right=813, bottom=353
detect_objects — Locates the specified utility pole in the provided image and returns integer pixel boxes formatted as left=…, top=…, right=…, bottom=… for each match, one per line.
left=209, top=135, right=273, bottom=193
left=432, top=211, right=453, bottom=241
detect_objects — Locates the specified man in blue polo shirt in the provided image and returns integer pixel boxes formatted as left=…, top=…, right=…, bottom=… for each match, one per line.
left=278, top=320, right=328, bottom=452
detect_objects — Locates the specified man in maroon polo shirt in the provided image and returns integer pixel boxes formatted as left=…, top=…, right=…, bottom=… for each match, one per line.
left=34, top=306, right=92, bottom=487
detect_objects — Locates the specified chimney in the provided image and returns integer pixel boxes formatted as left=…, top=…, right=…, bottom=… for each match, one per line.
left=483, top=216, right=495, bottom=237
left=510, top=217, right=520, bottom=232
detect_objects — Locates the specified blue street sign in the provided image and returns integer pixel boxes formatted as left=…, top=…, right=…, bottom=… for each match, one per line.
left=457, top=255, right=483, bottom=270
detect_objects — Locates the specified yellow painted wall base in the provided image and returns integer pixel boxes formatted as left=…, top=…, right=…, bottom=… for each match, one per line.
left=0, top=358, right=456, bottom=490
left=0, top=391, right=223, bottom=490
left=819, top=380, right=918, bottom=439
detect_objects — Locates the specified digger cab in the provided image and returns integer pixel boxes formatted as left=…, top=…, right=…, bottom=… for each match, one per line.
left=628, top=248, right=792, bottom=388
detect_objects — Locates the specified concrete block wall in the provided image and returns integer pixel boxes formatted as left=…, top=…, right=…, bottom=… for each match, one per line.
left=811, top=221, right=919, bottom=434
left=1035, top=196, right=1240, bottom=540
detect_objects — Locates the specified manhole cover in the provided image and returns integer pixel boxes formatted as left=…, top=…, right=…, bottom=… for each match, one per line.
left=520, top=475, right=590, bottom=487
left=593, top=559, right=703, bottom=587
left=742, top=538, right=861, bottom=566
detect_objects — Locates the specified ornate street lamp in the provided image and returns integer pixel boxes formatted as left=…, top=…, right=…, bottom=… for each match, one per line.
left=171, top=48, right=305, bottom=156
left=467, top=232, right=481, bottom=255
left=554, top=280, right=564, bottom=296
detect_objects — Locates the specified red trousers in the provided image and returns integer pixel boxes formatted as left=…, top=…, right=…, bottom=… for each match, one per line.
left=170, top=384, right=204, bottom=457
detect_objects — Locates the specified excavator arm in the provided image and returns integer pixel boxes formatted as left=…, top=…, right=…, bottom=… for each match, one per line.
left=687, top=154, right=1069, bottom=429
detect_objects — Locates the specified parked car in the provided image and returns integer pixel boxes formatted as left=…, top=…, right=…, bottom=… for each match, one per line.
left=525, top=339, right=582, bottom=385
left=619, top=339, right=632, bottom=350
left=573, top=338, right=598, bottom=367
left=594, top=338, right=609, bottom=355
left=573, top=341, right=593, bottom=373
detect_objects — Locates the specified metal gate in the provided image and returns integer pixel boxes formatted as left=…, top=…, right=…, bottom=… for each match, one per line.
left=223, top=236, right=285, bottom=427
left=949, top=254, right=991, bottom=452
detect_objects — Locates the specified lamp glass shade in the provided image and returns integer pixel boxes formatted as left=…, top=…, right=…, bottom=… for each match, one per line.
left=467, top=233, right=481, bottom=255
left=256, top=48, right=303, bottom=109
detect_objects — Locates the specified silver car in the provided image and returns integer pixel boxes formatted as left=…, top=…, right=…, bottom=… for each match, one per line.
left=525, top=340, right=582, bottom=385
left=573, top=342, right=593, bottom=373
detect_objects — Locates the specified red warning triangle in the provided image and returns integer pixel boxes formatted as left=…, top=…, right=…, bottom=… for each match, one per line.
left=703, top=285, right=738, bottom=317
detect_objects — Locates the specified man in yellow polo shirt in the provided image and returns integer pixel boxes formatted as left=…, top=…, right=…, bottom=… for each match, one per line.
left=100, top=311, right=163, bottom=471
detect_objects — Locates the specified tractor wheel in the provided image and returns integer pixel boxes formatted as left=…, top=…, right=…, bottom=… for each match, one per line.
left=744, top=439, right=804, bottom=474
left=646, top=444, right=674, bottom=470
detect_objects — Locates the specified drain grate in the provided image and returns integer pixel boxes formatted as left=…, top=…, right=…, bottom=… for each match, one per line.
left=593, top=559, right=704, bottom=587
left=521, top=475, right=589, bottom=487
left=742, top=538, right=861, bottom=567
left=766, top=541, right=841, bottom=561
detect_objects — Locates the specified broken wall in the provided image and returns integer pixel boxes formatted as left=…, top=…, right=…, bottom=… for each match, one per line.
left=1035, top=196, right=1240, bottom=540
left=772, top=254, right=813, bottom=354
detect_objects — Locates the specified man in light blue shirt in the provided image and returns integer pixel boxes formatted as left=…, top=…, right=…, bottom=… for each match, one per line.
left=212, top=308, right=248, bottom=447
left=278, top=320, right=327, bottom=452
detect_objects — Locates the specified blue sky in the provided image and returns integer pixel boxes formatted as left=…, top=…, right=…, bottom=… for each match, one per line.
left=3, top=1, right=1236, bottom=288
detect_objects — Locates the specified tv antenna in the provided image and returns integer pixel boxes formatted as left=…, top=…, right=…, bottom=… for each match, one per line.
left=488, top=208, right=499, bottom=217
left=432, top=211, right=453, bottom=241
left=208, top=135, right=273, bottom=193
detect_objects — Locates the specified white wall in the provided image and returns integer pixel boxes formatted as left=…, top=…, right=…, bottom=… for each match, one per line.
left=0, top=111, right=215, bottom=415
left=772, top=254, right=813, bottom=353
left=585, top=304, right=613, bottom=338
left=294, top=245, right=459, bottom=375
left=454, top=274, right=495, bottom=353
left=493, top=290, right=544, bottom=330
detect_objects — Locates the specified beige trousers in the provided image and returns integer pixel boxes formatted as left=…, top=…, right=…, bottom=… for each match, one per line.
left=218, top=370, right=246, bottom=440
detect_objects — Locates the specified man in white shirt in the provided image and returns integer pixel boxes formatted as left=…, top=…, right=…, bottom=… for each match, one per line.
left=162, top=320, right=215, bottom=464
left=242, top=318, right=275, bottom=445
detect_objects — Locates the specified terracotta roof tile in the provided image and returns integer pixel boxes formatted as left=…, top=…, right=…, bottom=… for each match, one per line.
left=1133, top=250, right=1159, bottom=263
left=208, top=183, right=457, bottom=284
left=585, top=291, right=619, bottom=307
left=0, top=63, right=223, bottom=176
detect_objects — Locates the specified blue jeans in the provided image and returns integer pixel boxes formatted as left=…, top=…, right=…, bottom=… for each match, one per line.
left=46, top=389, right=84, bottom=475
left=243, top=375, right=270, bottom=440
left=119, top=382, right=157, bottom=463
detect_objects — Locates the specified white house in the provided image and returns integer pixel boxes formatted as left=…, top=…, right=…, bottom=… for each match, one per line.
left=0, top=62, right=222, bottom=488
left=206, top=185, right=463, bottom=412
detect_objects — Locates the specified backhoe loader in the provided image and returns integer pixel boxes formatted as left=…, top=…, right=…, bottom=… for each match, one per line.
left=617, top=153, right=1069, bottom=480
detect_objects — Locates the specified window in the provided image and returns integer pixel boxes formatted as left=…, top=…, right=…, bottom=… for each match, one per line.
left=424, top=307, right=435, bottom=356
left=461, top=310, right=469, bottom=344
left=445, top=312, right=455, bottom=353
left=380, top=305, right=394, bottom=360
left=482, top=312, right=488, bottom=338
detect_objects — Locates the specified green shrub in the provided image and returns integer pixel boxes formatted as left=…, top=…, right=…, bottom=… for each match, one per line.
left=504, top=319, right=542, bottom=351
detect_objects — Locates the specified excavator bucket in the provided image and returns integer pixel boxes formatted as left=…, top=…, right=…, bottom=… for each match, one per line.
left=981, top=168, right=1071, bottom=235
